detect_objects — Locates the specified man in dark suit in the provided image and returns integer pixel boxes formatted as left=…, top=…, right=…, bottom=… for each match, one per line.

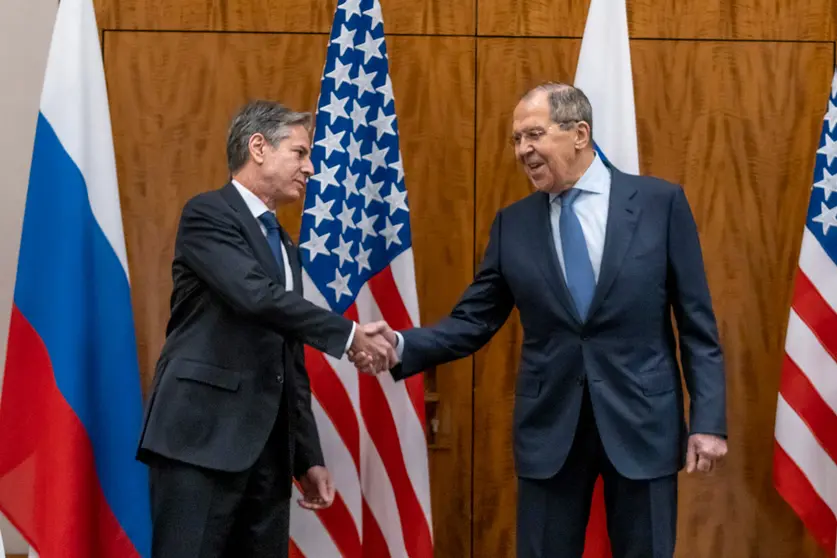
left=355, top=84, right=728, bottom=557
left=136, top=100, right=396, bottom=558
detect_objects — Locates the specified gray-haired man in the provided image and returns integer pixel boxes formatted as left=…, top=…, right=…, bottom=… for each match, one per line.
left=136, top=100, right=395, bottom=558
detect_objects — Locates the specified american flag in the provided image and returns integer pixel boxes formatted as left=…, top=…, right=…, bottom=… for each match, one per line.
left=289, top=0, right=433, bottom=556
left=774, top=66, right=837, bottom=555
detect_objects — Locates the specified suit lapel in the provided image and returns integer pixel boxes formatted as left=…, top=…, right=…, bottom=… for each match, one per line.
left=220, top=183, right=285, bottom=282
left=532, top=192, right=583, bottom=323
left=586, top=168, right=641, bottom=319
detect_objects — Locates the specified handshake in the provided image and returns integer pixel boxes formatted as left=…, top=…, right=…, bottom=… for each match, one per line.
left=346, top=321, right=399, bottom=375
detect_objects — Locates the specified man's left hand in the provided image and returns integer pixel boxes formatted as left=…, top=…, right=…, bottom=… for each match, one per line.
left=686, top=433, right=727, bottom=474
left=297, top=466, right=335, bottom=510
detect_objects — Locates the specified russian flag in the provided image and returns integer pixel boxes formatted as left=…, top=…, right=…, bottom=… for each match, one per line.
left=574, top=0, right=639, bottom=556
left=0, top=0, right=151, bottom=556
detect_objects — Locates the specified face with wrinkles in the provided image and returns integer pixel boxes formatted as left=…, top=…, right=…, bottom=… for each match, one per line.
left=249, top=125, right=314, bottom=206
left=511, top=90, right=591, bottom=194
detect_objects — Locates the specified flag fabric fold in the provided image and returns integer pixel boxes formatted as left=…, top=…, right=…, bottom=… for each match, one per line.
left=289, top=0, right=433, bottom=556
left=0, top=0, right=151, bottom=556
left=573, top=0, right=639, bottom=555
left=773, top=66, right=837, bottom=556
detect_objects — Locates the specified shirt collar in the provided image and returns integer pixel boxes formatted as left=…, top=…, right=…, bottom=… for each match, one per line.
left=231, top=179, right=271, bottom=220
left=548, top=154, right=609, bottom=203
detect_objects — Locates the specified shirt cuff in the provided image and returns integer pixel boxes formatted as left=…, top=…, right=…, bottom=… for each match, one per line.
left=344, top=322, right=356, bottom=354
left=394, top=331, right=404, bottom=361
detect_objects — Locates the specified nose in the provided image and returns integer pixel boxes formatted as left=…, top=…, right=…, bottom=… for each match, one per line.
left=301, top=156, right=314, bottom=177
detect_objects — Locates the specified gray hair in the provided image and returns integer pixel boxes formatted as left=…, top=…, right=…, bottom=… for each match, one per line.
left=226, top=100, right=312, bottom=173
left=522, top=82, right=593, bottom=136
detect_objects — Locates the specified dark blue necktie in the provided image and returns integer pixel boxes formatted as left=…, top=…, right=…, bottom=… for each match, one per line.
left=558, top=189, right=596, bottom=320
left=257, top=211, right=286, bottom=284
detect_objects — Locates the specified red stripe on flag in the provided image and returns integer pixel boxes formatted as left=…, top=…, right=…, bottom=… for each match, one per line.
left=289, top=538, right=305, bottom=558
left=367, top=267, right=426, bottom=425
left=292, top=481, right=361, bottom=558
left=774, top=442, right=837, bottom=555
left=0, top=306, right=140, bottom=557
left=582, top=476, right=612, bottom=558
left=359, top=373, right=433, bottom=557
left=305, top=346, right=361, bottom=473
left=362, top=496, right=392, bottom=557
left=779, top=355, right=837, bottom=464
left=793, top=271, right=837, bottom=361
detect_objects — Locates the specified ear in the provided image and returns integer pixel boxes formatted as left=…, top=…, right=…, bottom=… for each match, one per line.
left=575, top=121, right=592, bottom=150
left=248, top=133, right=267, bottom=165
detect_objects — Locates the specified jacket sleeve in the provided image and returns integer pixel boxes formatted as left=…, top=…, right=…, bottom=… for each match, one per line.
left=292, top=343, right=325, bottom=477
left=393, top=210, right=515, bottom=379
left=176, top=196, right=353, bottom=359
left=666, top=186, right=727, bottom=437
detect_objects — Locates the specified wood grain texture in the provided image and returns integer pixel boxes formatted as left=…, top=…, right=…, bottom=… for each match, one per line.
left=477, top=0, right=835, bottom=40
left=474, top=37, right=834, bottom=557
left=94, top=0, right=475, bottom=35
left=102, top=31, right=475, bottom=558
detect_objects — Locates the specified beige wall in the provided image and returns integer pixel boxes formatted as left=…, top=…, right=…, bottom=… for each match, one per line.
left=0, top=0, right=58, bottom=553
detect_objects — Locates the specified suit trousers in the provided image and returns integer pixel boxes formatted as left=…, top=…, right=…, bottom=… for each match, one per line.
left=516, top=383, right=677, bottom=558
left=148, top=409, right=291, bottom=558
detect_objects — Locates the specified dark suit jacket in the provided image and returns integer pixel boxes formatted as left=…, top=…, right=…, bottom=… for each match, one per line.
left=136, top=183, right=353, bottom=493
left=393, top=167, right=726, bottom=481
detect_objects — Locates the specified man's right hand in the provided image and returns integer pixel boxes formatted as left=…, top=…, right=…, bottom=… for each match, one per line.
left=348, top=321, right=397, bottom=374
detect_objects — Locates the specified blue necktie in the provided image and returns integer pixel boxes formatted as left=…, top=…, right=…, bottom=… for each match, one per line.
left=558, top=189, right=595, bottom=320
left=257, top=211, right=286, bottom=284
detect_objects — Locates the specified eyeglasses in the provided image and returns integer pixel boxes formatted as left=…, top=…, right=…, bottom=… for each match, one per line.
left=510, top=120, right=580, bottom=147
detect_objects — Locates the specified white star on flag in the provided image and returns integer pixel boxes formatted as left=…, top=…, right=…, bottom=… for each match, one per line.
left=356, top=210, right=378, bottom=242
left=378, top=74, right=394, bottom=107
left=363, top=2, right=383, bottom=30
left=333, top=235, right=355, bottom=268
left=380, top=217, right=403, bottom=249
left=825, top=101, right=837, bottom=134
left=331, top=25, right=355, bottom=56
left=370, top=108, right=396, bottom=140
left=390, top=153, right=405, bottom=182
left=347, top=133, right=363, bottom=163
left=314, top=126, right=346, bottom=159
left=384, top=186, right=409, bottom=215
left=299, top=229, right=331, bottom=261
left=356, top=31, right=384, bottom=64
left=336, top=204, right=356, bottom=233
left=326, top=269, right=352, bottom=301
left=338, top=0, right=362, bottom=19
left=349, top=102, right=369, bottom=132
left=354, top=66, right=378, bottom=97
left=360, top=176, right=384, bottom=206
left=303, top=195, right=335, bottom=228
left=812, top=201, right=837, bottom=235
left=325, top=58, right=353, bottom=89
left=364, top=142, right=389, bottom=174
left=355, top=244, right=372, bottom=273
left=310, top=161, right=340, bottom=192
left=814, top=168, right=837, bottom=202
left=817, top=134, right=837, bottom=166
left=319, top=92, right=350, bottom=125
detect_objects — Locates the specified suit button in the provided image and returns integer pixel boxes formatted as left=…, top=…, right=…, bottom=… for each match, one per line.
left=277, top=375, right=283, bottom=383
left=577, top=376, right=585, bottom=386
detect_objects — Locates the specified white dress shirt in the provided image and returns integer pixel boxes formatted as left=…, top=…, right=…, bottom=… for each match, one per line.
left=231, top=179, right=356, bottom=352
left=548, top=154, right=611, bottom=283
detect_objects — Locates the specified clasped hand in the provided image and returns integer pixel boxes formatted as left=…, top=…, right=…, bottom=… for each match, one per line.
left=346, top=321, right=397, bottom=374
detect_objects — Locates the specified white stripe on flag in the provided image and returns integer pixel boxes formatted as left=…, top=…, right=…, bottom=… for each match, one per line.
left=38, top=0, right=129, bottom=276
left=799, top=228, right=837, bottom=313
left=573, top=0, right=639, bottom=175
left=785, top=310, right=837, bottom=415
left=389, top=248, right=421, bottom=327
left=775, top=395, right=837, bottom=517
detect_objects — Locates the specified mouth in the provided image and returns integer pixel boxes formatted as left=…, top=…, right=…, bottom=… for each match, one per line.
left=526, top=161, right=545, bottom=173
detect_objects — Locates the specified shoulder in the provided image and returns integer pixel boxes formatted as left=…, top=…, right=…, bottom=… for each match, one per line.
left=615, top=168, right=681, bottom=197
left=499, top=191, right=546, bottom=220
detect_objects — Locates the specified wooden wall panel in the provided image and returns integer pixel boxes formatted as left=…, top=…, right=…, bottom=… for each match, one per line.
left=474, top=37, right=834, bottom=557
left=94, top=0, right=476, bottom=35
left=102, top=30, right=475, bottom=558
left=477, top=0, right=835, bottom=40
